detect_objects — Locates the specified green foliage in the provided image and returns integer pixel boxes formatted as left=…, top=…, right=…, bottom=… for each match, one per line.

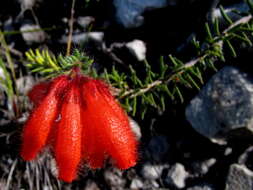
left=13, top=1, right=253, bottom=118
left=25, top=49, right=94, bottom=78
left=0, top=57, right=14, bottom=100
left=0, top=30, right=17, bottom=117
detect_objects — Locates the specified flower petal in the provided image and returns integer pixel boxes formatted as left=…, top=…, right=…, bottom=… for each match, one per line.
left=81, top=79, right=138, bottom=170
left=21, top=76, right=69, bottom=161
left=81, top=84, right=105, bottom=168
left=28, top=81, right=51, bottom=106
left=54, top=80, right=82, bottom=182
left=81, top=120, right=106, bottom=169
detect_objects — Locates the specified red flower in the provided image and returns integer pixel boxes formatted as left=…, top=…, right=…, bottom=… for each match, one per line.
left=21, top=68, right=138, bottom=182
left=21, top=75, right=69, bottom=161
left=81, top=79, right=137, bottom=170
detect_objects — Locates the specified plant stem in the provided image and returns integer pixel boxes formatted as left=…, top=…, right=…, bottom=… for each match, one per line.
left=119, top=14, right=253, bottom=100
left=66, top=0, right=76, bottom=56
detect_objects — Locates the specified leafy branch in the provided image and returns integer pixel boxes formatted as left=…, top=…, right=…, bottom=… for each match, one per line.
left=23, top=3, right=253, bottom=118
left=0, top=30, right=18, bottom=118
left=104, top=4, right=253, bottom=118
left=25, top=49, right=94, bottom=78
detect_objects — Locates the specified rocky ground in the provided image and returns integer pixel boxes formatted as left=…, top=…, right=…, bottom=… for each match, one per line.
left=1, top=0, right=253, bottom=190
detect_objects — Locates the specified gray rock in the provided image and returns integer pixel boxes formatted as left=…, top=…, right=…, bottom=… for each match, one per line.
left=84, top=180, right=100, bottom=190
left=18, top=0, right=36, bottom=10
left=192, top=158, right=216, bottom=175
left=104, top=169, right=126, bottom=188
left=87, top=32, right=104, bottom=43
left=16, top=76, right=35, bottom=95
left=146, top=135, right=169, bottom=162
left=143, top=180, right=160, bottom=189
left=130, top=178, right=144, bottom=189
left=60, top=32, right=104, bottom=45
left=165, top=163, right=189, bottom=189
left=113, top=0, right=168, bottom=28
left=20, top=24, right=46, bottom=45
left=225, top=164, right=253, bottom=190
left=149, top=180, right=160, bottom=189
left=126, top=40, right=146, bottom=61
left=20, top=24, right=46, bottom=44
left=141, top=163, right=165, bottom=180
left=77, top=16, right=95, bottom=29
left=186, top=66, right=253, bottom=144
left=224, top=147, right=233, bottom=156
left=129, top=117, right=142, bottom=140
left=238, top=146, right=253, bottom=165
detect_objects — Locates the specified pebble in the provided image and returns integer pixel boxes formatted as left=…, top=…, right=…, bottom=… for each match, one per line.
left=165, top=163, right=189, bottom=189
left=141, top=163, right=165, bottom=180
left=126, top=40, right=146, bottom=61
left=20, top=24, right=46, bottom=44
left=225, top=164, right=253, bottom=190
left=186, top=66, right=253, bottom=144
left=113, top=0, right=168, bottom=28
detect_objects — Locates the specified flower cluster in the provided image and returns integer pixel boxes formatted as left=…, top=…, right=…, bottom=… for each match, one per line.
left=21, top=67, right=138, bottom=182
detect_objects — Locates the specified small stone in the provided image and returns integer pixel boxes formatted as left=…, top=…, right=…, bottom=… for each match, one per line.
left=192, top=158, right=216, bottom=175
left=202, top=158, right=216, bottom=174
left=129, top=117, right=142, bottom=140
left=85, top=180, right=100, bottom=190
left=126, top=40, right=146, bottom=61
left=16, top=76, right=35, bottom=95
left=142, top=180, right=160, bottom=190
left=87, top=32, right=104, bottom=43
left=42, top=186, right=50, bottom=190
left=104, top=169, right=126, bottom=188
left=224, top=147, right=233, bottom=156
left=149, top=180, right=160, bottom=188
left=225, top=164, right=253, bottom=190
left=238, top=146, right=253, bottom=167
left=186, top=66, right=253, bottom=144
left=130, top=179, right=144, bottom=189
left=113, top=0, right=168, bottom=28
left=60, top=32, right=104, bottom=45
left=77, top=16, right=95, bottom=29
left=165, top=163, right=189, bottom=189
left=18, top=0, right=36, bottom=10
left=20, top=24, right=46, bottom=44
left=141, top=163, right=165, bottom=180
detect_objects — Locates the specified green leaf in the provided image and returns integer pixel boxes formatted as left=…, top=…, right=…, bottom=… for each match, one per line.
left=214, top=18, right=221, bottom=36
left=225, top=40, right=237, bottom=57
left=220, top=6, right=233, bottom=25
left=186, top=74, right=200, bottom=90
left=205, top=23, right=213, bottom=41
left=132, top=96, right=137, bottom=116
left=175, top=86, right=184, bottom=103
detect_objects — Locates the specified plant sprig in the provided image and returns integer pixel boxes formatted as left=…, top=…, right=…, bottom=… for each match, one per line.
left=23, top=2, right=253, bottom=118
left=25, top=49, right=94, bottom=78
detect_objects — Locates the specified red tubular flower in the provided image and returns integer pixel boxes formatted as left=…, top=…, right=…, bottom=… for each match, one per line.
left=27, top=81, right=51, bottom=106
left=81, top=79, right=137, bottom=169
left=54, top=78, right=82, bottom=182
left=21, top=68, right=138, bottom=182
left=21, top=75, right=69, bottom=160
